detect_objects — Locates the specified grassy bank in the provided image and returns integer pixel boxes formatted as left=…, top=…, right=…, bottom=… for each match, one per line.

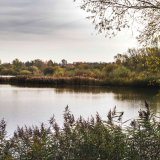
left=0, top=75, right=160, bottom=88
left=0, top=102, right=160, bottom=159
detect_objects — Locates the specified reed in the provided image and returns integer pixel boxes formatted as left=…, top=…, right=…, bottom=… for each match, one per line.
left=8, top=75, right=101, bottom=86
left=0, top=102, right=160, bottom=159
left=0, top=77, right=10, bottom=83
left=0, top=75, right=160, bottom=88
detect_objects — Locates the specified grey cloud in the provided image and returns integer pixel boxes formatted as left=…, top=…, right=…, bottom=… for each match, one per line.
left=0, top=0, right=87, bottom=40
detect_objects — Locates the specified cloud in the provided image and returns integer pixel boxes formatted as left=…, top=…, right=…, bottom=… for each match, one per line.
left=0, top=0, right=89, bottom=42
left=0, top=0, right=137, bottom=63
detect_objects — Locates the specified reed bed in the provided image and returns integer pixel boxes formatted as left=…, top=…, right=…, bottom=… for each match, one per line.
left=0, top=101, right=160, bottom=159
left=8, top=75, right=101, bottom=86
left=0, top=77, right=10, bottom=83
left=0, top=75, right=160, bottom=88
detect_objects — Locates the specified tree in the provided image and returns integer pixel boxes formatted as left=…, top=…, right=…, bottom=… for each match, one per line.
left=34, top=59, right=43, bottom=68
left=61, top=59, right=67, bottom=66
left=12, top=59, right=23, bottom=74
left=43, top=66, right=54, bottom=75
left=28, top=66, right=39, bottom=75
left=0, top=59, right=1, bottom=65
left=47, top=60, right=53, bottom=66
left=76, top=62, right=84, bottom=68
left=25, top=61, right=32, bottom=67
left=67, top=63, right=75, bottom=69
left=74, top=0, right=160, bottom=45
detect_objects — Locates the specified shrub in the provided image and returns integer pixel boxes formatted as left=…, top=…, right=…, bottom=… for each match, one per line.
left=67, top=63, right=74, bottom=70
left=102, top=64, right=118, bottom=72
left=0, top=66, right=5, bottom=74
left=53, top=68, right=65, bottom=77
left=53, top=66, right=60, bottom=71
left=28, top=66, right=39, bottom=74
left=113, top=65, right=132, bottom=78
left=92, top=69, right=106, bottom=79
left=20, top=70, right=32, bottom=75
left=1, top=68, right=16, bottom=75
left=60, top=65, right=66, bottom=68
left=43, top=66, right=54, bottom=75
left=74, top=69, right=86, bottom=76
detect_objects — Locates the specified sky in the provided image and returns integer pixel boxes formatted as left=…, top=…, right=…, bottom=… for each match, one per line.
left=0, top=0, right=139, bottom=64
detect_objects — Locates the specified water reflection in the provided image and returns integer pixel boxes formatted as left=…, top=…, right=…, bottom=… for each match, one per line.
left=0, top=84, right=160, bottom=135
left=12, top=84, right=159, bottom=100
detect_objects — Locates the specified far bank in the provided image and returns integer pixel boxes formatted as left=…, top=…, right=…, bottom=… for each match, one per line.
left=0, top=75, right=160, bottom=88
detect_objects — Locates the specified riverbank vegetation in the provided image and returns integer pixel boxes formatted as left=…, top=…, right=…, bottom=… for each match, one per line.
left=0, top=47, right=160, bottom=87
left=0, top=102, right=160, bottom=159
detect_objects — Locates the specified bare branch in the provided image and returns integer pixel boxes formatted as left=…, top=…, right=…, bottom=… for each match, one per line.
left=74, top=0, right=160, bottom=45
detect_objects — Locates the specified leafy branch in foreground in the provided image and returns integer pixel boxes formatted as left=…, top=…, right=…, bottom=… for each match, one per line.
left=0, top=102, right=160, bottom=159
left=74, top=0, right=160, bottom=45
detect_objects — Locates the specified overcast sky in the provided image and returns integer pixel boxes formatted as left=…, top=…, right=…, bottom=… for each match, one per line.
left=0, top=0, right=138, bottom=63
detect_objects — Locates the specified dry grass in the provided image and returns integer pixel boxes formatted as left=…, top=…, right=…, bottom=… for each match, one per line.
left=1, top=102, right=160, bottom=159
left=7, top=75, right=101, bottom=86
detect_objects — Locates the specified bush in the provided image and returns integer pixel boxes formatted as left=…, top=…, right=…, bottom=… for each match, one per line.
left=53, top=66, right=60, bottom=71
left=43, top=66, right=54, bottom=75
left=0, top=66, right=5, bottom=74
left=1, top=68, right=16, bottom=75
left=53, top=68, right=65, bottom=77
left=28, top=66, right=39, bottom=74
left=102, top=64, right=118, bottom=72
left=20, top=70, right=32, bottom=75
left=113, top=65, right=132, bottom=78
left=74, top=69, right=86, bottom=76
left=92, top=69, right=106, bottom=79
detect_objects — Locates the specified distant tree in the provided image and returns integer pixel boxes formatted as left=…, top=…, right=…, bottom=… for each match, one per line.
left=53, top=66, right=60, bottom=71
left=114, top=54, right=123, bottom=64
left=1, top=68, right=16, bottom=75
left=67, top=63, right=74, bottom=69
left=32, top=59, right=45, bottom=72
left=0, top=59, right=1, bottom=65
left=25, top=61, right=32, bottom=67
left=2, top=63, right=11, bottom=68
left=83, top=64, right=91, bottom=69
left=52, top=62, right=58, bottom=67
left=43, top=66, right=54, bottom=75
left=76, top=62, right=84, bottom=69
left=20, top=70, right=32, bottom=75
left=47, top=60, right=53, bottom=66
left=12, top=59, right=23, bottom=74
left=93, top=63, right=107, bottom=70
left=28, top=66, right=39, bottom=75
left=0, top=66, right=4, bottom=74
left=40, top=61, right=47, bottom=72
left=61, top=59, right=67, bottom=66
left=61, top=65, right=66, bottom=68
left=102, top=64, right=118, bottom=72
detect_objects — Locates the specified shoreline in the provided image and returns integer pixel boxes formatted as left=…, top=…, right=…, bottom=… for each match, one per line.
left=0, top=75, right=160, bottom=88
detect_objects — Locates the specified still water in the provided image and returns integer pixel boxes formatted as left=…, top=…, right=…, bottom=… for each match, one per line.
left=0, top=84, right=160, bottom=135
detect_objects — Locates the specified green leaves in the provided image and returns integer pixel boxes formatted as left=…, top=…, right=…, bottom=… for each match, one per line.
left=12, top=58, right=23, bottom=75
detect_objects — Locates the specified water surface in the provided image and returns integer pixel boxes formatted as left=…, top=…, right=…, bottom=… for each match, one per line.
left=0, top=84, right=160, bottom=135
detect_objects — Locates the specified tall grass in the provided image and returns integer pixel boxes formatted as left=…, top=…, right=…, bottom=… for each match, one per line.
left=0, top=74, right=160, bottom=88
left=8, top=75, right=100, bottom=86
left=0, top=102, right=160, bottom=159
left=0, top=77, right=10, bottom=83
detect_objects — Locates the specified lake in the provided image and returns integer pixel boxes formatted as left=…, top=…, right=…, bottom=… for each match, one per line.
left=0, top=84, right=160, bottom=135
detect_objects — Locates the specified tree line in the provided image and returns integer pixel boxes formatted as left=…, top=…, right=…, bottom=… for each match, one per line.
left=0, top=47, right=160, bottom=87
